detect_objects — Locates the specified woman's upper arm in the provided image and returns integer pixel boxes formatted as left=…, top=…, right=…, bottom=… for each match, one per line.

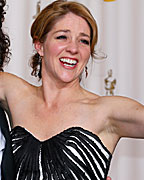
left=104, top=96, right=144, bottom=138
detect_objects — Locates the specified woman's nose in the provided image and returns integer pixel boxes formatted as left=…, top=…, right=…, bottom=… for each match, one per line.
left=66, top=40, right=79, bottom=54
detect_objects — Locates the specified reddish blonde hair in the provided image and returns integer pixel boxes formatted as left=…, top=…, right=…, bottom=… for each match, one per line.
left=30, top=0, right=98, bottom=79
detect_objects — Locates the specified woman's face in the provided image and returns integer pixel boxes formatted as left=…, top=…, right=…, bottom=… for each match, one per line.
left=36, top=12, right=91, bottom=83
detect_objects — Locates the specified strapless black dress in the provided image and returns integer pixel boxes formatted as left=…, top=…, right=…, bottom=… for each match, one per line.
left=10, top=126, right=112, bottom=180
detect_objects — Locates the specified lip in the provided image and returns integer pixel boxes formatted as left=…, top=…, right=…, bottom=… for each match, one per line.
left=59, top=57, right=78, bottom=70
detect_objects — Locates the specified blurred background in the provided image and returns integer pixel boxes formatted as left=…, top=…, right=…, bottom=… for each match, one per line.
left=3, top=0, right=144, bottom=179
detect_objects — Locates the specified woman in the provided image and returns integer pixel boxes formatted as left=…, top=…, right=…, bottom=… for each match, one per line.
left=0, top=0, right=144, bottom=179
left=0, top=0, right=15, bottom=179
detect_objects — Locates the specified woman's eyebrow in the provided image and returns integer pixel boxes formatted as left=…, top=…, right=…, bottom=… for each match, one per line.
left=53, top=29, right=70, bottom=34
left=80, top=32, right=90, bottom=39
left=53, top=30, right=90, bottom=39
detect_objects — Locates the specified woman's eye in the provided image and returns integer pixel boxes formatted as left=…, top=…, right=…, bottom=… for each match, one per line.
left=56, top=35, right=67, bottom=40
left=80, top=39, right=90, bottom=45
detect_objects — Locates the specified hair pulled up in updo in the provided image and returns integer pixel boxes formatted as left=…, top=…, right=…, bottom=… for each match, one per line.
left=30, top=0, right=98, bottom=79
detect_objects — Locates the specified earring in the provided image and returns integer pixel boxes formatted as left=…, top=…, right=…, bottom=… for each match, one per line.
left=85, top=66, right=88, bottom=78
left=38, top=54, right=42, bottom=64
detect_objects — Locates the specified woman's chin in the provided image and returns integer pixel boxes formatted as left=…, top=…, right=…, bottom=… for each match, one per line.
left=59, top=75, right=78, bottom=84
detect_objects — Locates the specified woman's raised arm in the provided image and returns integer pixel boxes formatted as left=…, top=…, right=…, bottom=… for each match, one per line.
left=103, top=95, right=144, bottom=139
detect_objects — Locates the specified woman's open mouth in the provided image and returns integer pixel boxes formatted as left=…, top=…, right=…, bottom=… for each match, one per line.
left=59, top=57, right=78, bottom=69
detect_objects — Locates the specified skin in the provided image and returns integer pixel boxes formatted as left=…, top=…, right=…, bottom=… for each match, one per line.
left=0, top=12, right=144, bottom=157
left=107, top=177, right=111, bottom=180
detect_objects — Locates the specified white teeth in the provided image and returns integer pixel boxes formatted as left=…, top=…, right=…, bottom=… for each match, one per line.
left=60, top=58, right=77, bottom=65
left=64, top=64, right=74, bottom=67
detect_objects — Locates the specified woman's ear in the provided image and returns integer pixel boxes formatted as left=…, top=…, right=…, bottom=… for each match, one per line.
left=34, top=41, right=44, bottom=57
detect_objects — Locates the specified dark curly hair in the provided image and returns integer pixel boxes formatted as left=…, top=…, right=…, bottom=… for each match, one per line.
left=0, top=0, right=11, bottom=71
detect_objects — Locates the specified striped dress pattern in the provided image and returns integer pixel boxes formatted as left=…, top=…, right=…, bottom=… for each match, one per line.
left=10, top=126, right=112, bottom=180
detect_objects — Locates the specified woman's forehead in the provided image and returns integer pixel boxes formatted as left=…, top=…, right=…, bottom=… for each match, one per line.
left=50, top=13, right=90, bottom=35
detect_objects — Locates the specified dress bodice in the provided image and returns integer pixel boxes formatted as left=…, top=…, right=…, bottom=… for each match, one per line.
left=10, top=126, right=112, bottom=180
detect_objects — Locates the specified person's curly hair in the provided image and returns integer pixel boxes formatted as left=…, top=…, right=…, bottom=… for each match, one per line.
left=0, top=0, right=11, bottom=71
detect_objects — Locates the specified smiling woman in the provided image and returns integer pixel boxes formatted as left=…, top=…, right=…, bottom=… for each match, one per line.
left=34, top=12, right=91, bottom=83
left=0, top=0, right=144, bottom=180
left=30, top=0, right=98, bottom=80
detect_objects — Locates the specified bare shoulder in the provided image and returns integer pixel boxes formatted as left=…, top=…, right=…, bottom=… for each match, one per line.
left=81, top=88, right=100, bottom=103
left=79, top=90, right=144, bottom=152
left=97, top=95, right=142, bottom=108
left=0, top=72, right=36, bottom=106
left=0, top=72, right=26, bottom=84
left=0, top=72, right=24, bottom=90
left=0, top=72, right=34, bottom=94
left=81, top=88, right=140, bottom=108
left=80, top=89, right=117, bottom=106
left=81, top=89, right=143, bottom=123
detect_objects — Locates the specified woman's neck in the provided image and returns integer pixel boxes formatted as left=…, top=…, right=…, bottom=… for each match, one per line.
left=39, top=75, right=83, bottom=107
